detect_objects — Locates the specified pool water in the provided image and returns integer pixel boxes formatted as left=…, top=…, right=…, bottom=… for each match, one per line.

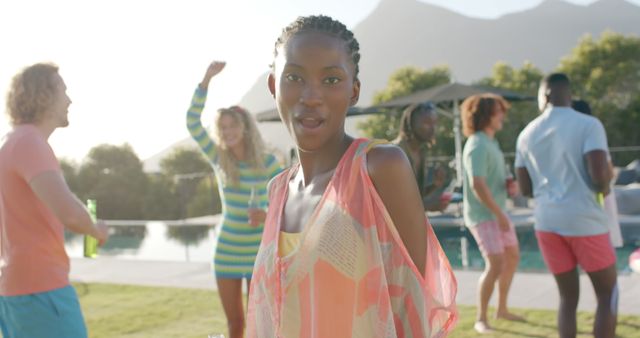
left=65, top=221, right=639, bottom=273
left=433, top=224, right=639, bottom=273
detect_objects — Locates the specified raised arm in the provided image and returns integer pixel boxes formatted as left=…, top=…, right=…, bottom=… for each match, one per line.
left=186, top=61, right=227, bottom=162
left=367, top=144, right=427, bottom=274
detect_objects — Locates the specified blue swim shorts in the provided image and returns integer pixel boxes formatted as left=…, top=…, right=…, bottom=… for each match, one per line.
left=0, top=285, right=87, bottom=338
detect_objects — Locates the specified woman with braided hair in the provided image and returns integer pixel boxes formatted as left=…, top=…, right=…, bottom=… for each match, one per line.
left=246, top=15, right=457, bottom=337
left=185, top=61, right=282, bottom=338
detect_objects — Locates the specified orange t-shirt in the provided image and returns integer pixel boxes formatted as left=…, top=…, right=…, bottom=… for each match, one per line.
left=0, top=124, right=69, bottom=296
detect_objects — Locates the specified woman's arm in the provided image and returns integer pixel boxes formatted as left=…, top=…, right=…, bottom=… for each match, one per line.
left=367, top=144, right=427, bottom=274
left=186, top=61, right=226, bottom=162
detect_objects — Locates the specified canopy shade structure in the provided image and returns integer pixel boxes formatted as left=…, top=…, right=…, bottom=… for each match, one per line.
left=373, top=82, right=534, bottom=108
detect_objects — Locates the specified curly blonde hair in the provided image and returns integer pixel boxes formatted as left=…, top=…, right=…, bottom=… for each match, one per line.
left=213, top=106, right=266, bottom=185
left=6, top=63, right=60, bottom=125
left=460, top=93, right=510, bottom=137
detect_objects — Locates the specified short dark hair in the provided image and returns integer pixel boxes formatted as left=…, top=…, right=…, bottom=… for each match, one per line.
left=272, top=15, right=361, bottom=80
left=541, top=72, right=571, bottom=89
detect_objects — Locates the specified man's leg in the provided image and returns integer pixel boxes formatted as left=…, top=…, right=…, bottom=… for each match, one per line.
left=475, top=253, right=503, bottom=333
left=469, top=220, right=506, bottom=333
left=571, top=232, right=618, bottom=338
left=553, top=268, right=580, bottom=338
left=496, top=245, right=523, bottom=321
left=536, top=231, right=579, bottom=338
left=587, top=264, right=618, bottom=338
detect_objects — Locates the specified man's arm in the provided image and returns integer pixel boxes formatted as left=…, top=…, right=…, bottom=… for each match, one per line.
left=585, top=150, right=613, bottom=195
left=516, top=167, right=533, bottom=198
left=471, top=176, right=510, bottom=231
left=30, top=171, right=109, bottom=243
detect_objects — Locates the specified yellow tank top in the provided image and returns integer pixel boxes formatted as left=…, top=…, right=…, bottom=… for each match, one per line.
left=278, top=231, right=301, bottom=256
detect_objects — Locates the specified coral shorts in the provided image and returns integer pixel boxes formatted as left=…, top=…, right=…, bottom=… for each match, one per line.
left=535, top=231, right=616, bottom=274
left=469, top=218, right=519, bottom=256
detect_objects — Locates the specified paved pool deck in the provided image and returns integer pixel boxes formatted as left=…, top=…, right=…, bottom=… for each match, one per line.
left=70, top=257, right=640, bottom=315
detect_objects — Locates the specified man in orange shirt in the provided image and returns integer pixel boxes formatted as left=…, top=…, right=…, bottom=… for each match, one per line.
left=0, top=63, right=109, bottom=338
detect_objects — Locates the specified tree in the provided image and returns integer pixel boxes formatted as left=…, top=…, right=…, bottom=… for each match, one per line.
left=157, top=147, right=220, bottom=218
left=476, top=61, right=543, bottom=154
left=76, top=144, right=148, bottom=219
left=59, top=158, right=79, bottom=195
left=159, top=146, right=213, bottom=178
left=357, top=65, right=452, bottom=140
left=558, top=31, right=640, bottom=165
left=143, top=174, right=180, bottom=220
left=186, top=177, right=221, bottom=217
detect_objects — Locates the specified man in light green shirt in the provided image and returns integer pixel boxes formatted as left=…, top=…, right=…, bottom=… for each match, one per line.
left=461, top=94, right=522, bottom=334
left=463, top=131, right=508, bottom=226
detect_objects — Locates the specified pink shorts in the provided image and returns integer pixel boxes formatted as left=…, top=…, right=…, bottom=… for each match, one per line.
left=469, top=219, right=519, bottom=256
left=535, top=231, right=616, bottom=274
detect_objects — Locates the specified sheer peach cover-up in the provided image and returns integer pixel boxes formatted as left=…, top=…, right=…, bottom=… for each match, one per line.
left=247, top=139, right=457, bottom=338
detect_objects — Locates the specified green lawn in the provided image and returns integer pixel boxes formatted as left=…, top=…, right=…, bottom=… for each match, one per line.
left=76, top=283, right=640, bottom=338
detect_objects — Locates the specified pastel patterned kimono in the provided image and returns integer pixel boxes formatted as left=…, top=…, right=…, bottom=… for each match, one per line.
left=247, top=139, right=457, bottom=338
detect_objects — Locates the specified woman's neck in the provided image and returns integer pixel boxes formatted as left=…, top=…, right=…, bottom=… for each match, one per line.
left=406, top=136, right=423, bottom=153
left=230, top=143, right=246, bottom=161
left=297, top=134, right=353, bottom=187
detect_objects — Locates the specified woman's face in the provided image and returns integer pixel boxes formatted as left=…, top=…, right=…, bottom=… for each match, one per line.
left=218, top=113, right=245, bottom=149
left=412, top=109, right=438, bottom=144
left=269, top=31, right=360, bottom=153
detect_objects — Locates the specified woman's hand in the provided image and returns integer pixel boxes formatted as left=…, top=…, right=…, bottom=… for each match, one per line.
left=200, top=61, right=226, bottom=89
left=248, top=208, right=267, bottom=227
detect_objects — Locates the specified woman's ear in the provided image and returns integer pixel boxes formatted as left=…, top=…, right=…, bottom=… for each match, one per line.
left=350, top=79, right=361, bottom=106
left=268, top=73, right=276, bottom=98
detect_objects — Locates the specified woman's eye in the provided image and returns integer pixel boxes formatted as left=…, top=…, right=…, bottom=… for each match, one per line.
left=285, top=74, right=302, bottom=82
left=324, top=77, right=341, bottom=85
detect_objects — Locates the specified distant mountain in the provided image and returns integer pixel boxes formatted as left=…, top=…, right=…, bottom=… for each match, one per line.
left=239, top=0, right=640, bottom=109
left=145, top=0, right=640, bottom=171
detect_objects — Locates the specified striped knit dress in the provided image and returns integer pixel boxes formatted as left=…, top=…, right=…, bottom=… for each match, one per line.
left=187, top=87, right=283, bottom=279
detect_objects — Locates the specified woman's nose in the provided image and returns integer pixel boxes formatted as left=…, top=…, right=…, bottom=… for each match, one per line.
left=299, top=82, right=323, bottom=106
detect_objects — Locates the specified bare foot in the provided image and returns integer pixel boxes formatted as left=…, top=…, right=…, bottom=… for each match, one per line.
left=495, top=311, right=525, bottom=322
left=474, top=321, right=493, bottom=334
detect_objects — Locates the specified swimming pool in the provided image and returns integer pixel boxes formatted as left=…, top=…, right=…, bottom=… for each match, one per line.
left=431, top=221, right=639, bottom=273
left=65, top=218, right=639, bottom=272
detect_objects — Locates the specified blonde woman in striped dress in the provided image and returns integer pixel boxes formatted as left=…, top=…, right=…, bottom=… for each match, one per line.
left=186, top=61, right=282, bottom=338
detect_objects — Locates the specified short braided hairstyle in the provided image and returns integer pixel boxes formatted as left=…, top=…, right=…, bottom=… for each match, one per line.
left=273, top=15, right=361, bottom=80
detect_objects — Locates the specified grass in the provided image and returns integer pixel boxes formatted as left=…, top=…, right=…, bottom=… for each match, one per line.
left=76, top=283, right=640, bottom=338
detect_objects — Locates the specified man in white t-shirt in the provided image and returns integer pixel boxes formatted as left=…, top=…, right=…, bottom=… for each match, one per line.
left=515, top=73, right=617, bottom=338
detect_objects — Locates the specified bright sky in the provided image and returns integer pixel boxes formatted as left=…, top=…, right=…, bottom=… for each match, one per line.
left=1, top=0, right=634, bottom=162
